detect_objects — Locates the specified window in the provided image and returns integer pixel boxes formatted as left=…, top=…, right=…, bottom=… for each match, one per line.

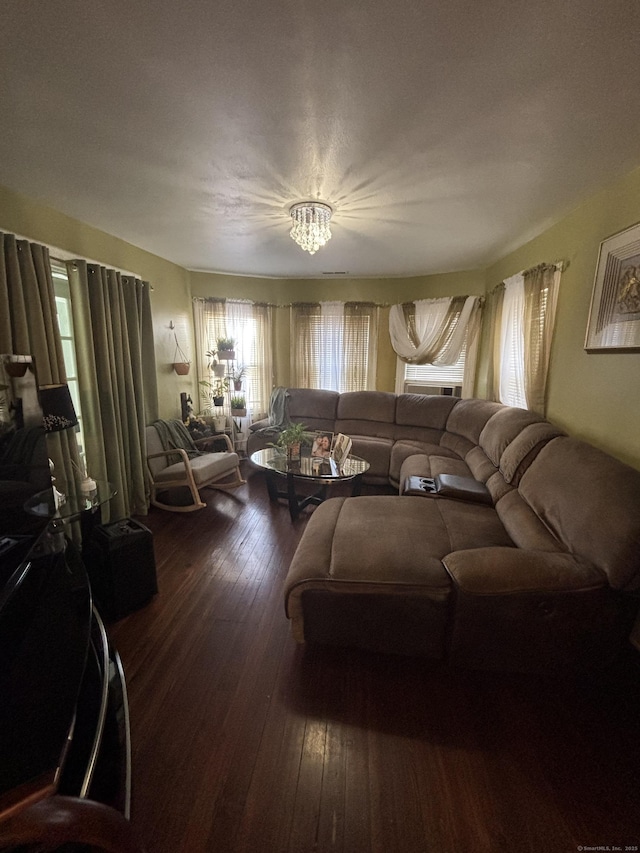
left=493, top=264, right=561, bottom=412
left=400, top=343, right=466, bottom=393
left=51, top=261, right=86, bottom=460
left=194, top=299, right=273, bottom=417
left=291, top=302, right=378, bottom=392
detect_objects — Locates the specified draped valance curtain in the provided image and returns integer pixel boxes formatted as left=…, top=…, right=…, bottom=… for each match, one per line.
left=389, top=295, right=482, bottom=397
left=66, top=261, right=158, bottom=520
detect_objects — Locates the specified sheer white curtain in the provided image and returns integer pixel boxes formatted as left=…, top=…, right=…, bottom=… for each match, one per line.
left=320, top=301, right=344, bottom=391
left=226, top=300, right=273, bottom=418
left=499, top=274, right=526, bottom=408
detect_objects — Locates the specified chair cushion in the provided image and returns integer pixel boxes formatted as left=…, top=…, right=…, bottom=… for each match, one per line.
left=154, top=451, right=239, bottom=486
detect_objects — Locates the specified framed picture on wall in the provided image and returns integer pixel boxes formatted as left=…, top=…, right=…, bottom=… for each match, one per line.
left=585, top=221, right=640, bottom=352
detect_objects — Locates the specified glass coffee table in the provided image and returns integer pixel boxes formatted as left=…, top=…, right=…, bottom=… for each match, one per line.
left=250, top=447, right=370, bottom=521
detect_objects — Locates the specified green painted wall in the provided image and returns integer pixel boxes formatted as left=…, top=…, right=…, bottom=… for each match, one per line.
left=3, top=167, right=640, bottom=471
left=481, top=167, right=640, bottom=470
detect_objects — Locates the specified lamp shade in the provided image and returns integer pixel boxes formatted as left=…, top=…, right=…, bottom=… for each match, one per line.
left=39, top=384, right=78, bottom=432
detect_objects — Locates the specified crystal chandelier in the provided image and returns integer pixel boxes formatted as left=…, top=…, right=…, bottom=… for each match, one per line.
left=289, top=202, right=332, bottom=255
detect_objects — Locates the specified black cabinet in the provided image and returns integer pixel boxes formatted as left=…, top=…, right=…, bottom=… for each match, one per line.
left=83, top=519, right=157, bottom=622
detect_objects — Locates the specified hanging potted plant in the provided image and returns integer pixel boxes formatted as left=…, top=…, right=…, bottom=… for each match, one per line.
left=231, top=364, right=247, bottom=391
left=216, top=337, right=236, bottom=361
left=230, top=395, right=247, bottom=417
left=173, top=333, right=191, bottom=375
left=275, top=421, right=308, bottom=461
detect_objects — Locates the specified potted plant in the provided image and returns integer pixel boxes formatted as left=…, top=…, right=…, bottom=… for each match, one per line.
left=275, top=421, right=307, bottom=461
left=230, top=395, right=247, bottom=417
left=199, top=378, right=229, bottom=413
left=205, top=348, right=225, bottom=377
left=231, top=364, right=247, bottom=391
left=216, top=337, right=236, bottom=361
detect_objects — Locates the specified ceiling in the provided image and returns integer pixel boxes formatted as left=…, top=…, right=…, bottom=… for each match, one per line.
left=1, top=0, right=640, bottom=279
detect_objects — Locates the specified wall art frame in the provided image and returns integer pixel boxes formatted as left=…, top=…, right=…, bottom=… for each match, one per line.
left=585, top=221, right=640, bottom=352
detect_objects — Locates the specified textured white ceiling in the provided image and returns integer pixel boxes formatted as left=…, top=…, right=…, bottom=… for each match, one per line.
left=1, top=0, right=639, bottom=278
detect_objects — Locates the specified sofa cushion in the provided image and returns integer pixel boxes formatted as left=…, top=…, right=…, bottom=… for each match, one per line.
left=153, top=451, right=240, bottom=486
left=495, top=488, right=569, bottom=551
left=443, top=398, right=504, bottom=445
left=287, top=388, right=339, bottom=432
left=479, top=407, right=547, bottom=468
left=285, top=494, right=511, bottom=657
left=519, top=436, right=640, bottom=591
left=390, top=441, right=461, bottom=485
left=397, top=451, right=473, bottom=485
left=393, top=394, right=458, bottom=445
left=335, top=390, right=397, bottom=440
left=348, top=436, right=393, bottom=483
left=499, top=421, right=564, bottom=484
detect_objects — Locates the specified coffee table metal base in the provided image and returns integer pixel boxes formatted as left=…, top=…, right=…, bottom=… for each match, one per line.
left=264, top=469, right=364, bottom=521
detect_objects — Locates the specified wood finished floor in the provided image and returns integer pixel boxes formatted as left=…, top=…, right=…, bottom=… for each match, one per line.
left=109, top=461, right=640, bottom=853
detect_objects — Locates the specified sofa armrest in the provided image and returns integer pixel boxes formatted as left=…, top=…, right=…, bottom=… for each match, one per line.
left=443, top=547, right=607, bottom=595
left=249, top=417, right=270, bottom=432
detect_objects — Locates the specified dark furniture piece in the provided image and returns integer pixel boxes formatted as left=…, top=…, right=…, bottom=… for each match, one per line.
left=84, top=518, right=157, bottom=622
left=0, top=355, right=142, bottom=851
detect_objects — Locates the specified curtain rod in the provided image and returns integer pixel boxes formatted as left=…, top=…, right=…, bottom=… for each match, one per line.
left=193, top=296, right=392, bottom=308
left=0, top=228, right=142, bottom=279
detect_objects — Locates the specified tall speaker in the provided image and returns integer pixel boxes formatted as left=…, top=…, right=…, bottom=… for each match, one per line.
left=84, top=518, right=158, bottom=621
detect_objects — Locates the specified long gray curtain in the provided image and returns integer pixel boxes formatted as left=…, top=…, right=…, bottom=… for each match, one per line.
left=0, top=232, right=78, bottom=482
left=66, top=260, right=158, bottom=520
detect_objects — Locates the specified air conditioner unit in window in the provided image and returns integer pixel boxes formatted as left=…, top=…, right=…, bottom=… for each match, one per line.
left=405, top=383, right=462, bottom=397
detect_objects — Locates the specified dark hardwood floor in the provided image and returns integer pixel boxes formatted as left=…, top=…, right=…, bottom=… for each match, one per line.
left=109, top=460, right=640, bottom=853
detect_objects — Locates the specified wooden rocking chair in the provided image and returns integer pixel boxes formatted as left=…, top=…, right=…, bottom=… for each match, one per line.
left=146, top=420, right=245, bottom=512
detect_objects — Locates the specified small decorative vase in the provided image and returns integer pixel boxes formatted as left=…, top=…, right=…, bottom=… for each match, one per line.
left=213, top=415, right=227, bottom=431
left=234, top=380, right=242, bottom=391
left=213, top=363, right=225, bottom=377
left=287, top=442, right=301, bottom=462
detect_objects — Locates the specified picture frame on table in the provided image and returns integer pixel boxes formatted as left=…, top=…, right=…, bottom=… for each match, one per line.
left=310, top=431, right=333, bottom=458
left=585, top=221, right=640, bottom=352
left=331, top=433, right=352, bottom=467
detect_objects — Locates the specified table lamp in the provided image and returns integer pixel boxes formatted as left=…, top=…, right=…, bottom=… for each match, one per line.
left=39, top=383, right=79, bottom=507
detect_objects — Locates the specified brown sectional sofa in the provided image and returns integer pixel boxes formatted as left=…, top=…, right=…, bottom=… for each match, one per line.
left=248, top=389, right=640, bottom=673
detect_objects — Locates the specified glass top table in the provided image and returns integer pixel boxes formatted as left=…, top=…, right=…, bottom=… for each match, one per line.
left=250, top=447, right=370, bottom=520
left=24, top=479, right=117, bottom=534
